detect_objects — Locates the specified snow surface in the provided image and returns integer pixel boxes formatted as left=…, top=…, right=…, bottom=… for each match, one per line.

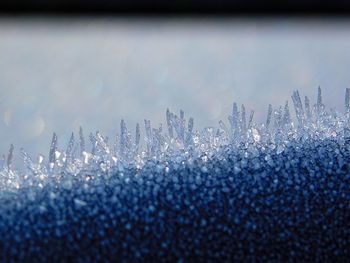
left=0, top=88, right=349, bottom=261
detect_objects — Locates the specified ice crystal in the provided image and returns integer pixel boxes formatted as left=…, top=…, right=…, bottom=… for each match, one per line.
left=1, top=88, right=350, bottom=261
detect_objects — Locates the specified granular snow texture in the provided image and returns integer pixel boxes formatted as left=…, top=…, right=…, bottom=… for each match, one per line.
left=0, top=88, right=349, bottom=262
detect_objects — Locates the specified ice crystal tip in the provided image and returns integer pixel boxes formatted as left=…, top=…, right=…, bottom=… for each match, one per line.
left=266, top=104, right=273, bottom=128
left=6, top=144, right=14, bottom=170
left=317, top=86, right=323, bottom=107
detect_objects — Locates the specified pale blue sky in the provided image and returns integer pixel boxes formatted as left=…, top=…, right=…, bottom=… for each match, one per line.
left=1, top=17, right=350, bottom=157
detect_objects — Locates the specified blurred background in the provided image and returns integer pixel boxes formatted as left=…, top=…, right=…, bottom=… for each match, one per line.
left=1, top=17, right=350, bottom=157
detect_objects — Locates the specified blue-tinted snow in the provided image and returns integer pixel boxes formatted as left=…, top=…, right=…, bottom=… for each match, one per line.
left=0, top=89, right=349, bottom=261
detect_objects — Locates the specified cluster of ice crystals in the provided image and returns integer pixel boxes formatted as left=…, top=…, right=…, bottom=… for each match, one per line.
left=1, top=88, right=350, bottom=261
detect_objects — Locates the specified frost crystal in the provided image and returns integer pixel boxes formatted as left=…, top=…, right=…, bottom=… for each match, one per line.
left=0, top=88, right=350, bottom=261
